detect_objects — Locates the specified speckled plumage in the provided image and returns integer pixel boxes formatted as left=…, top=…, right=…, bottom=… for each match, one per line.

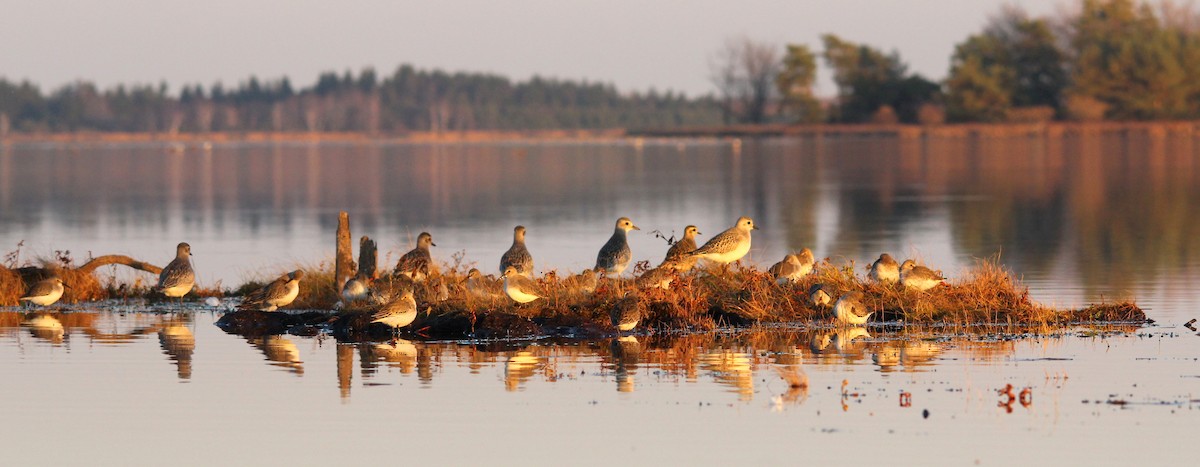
left=502, top=266, right=543, bottom=303
left=808, top=283, right=832, bottom=307
left=688, top=217, right=757, bottom=264
left=239, top=270, right=304, bottom=312
left=769, top=248, right=814, bottom=284
left=610, top=294, right=644, bottom=332
left=394, top=232, right=436, bottom=281
left=661, top=225, right=701, bottom=271
left=372, top=289, right=418, bottom=329
left=595, top=217, right=639, bottom=276
left=635, top=266, right=674, bottom=290
left=500, top=226, right=534, bottom=278
left=157, top=242, right=195, bottom=298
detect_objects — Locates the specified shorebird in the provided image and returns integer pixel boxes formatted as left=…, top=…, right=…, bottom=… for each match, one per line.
left=500, top=225, right=534, bottom=278
left=20, top=276, right=68, bottom=307
left=502, top=266, right=543, bottom=304
left=833, top=291, right=872, bottom=325
left=808, top=283, right=832, bottom=307
left=610, top=293, right=644, bottom=332
left=868, top=253, right=900, bottom=283
left=565, top=268, right=599, bottom=295
left=595, top=217, right=639, bottom=276
left=769, top=248, right=815, bottom=284
left=464, top=268, right=503, bottom=299
left=394, top=232, right=436, bottom=282
left=157, top=242, right=195, bottom=300
left=238, top=270, right=305, bottom=312
left=635, top=266, right=674, bottom=290
left=372, top=288, right=418, bottom=330
left=899, top=260, right=946, bottom=291
left=688, top=216, right=758, bottom=265
left=341, top=272, right=371, bottom=302
left=660, top=225, right=701, bottom=271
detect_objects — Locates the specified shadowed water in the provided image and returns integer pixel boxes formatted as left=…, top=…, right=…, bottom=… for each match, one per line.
left=1, top=137, right=1198, bottom=464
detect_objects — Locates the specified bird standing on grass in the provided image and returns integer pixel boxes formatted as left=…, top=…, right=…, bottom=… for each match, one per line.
left=502, top=266, right=543, bottom=304
left=660, top=225, right=701, bottom=271
left=371, top=288, right=418, bottom=330
left=157, top=242, right=195, bottom=300
left=808, top=283, right=831, bottom=307
left=688, top=216, right=757, bottom=265
left=341, top=272, right=371, bottom=302
left=868, top=253, right=900, bottom=283
left=238, top=270, right=305, bottom=312
left=500, top=225, right=534, bottom=278
left=769, top=248, right=815, bottom=284
left=833, top=291, right=872, bottom=325
left=394, top=232, right=436, bottom=282
left=595, top=217, right=639, bottom=277
left=20, top=276, right=68, bottom=307
left=899, top=260, right=946, bottom=291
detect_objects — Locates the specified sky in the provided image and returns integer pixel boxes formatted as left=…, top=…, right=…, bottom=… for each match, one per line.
left=1, top=0, right=1065, bottom=98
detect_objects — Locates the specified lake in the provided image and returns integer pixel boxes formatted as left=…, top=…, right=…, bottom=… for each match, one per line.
left=1, top=135, right=1197, bottom=464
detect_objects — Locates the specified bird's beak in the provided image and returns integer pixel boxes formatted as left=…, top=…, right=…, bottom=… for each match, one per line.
left=632, top=225, right=641, bottom=231
left=431, top=242, right=438, bottom=247
left=753, top=225, right=760, bottom=230
left=697, top=231, right=703, bottom=236
left=63, top=283, right=72, bottom=289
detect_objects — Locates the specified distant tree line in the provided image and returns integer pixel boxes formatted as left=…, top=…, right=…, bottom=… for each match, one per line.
left=720, top=0, right=1200, bottom=125
left=0, top=65, right=722, bottom=134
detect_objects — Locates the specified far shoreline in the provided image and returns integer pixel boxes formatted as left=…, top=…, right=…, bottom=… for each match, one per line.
left=3, top=120, right=1200, bottom=145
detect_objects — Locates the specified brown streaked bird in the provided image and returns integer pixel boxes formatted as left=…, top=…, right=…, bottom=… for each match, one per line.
left=808, top=283, right=832, bottom=307
left=464, top=268, right=503, bottom=299
left=500, top=225, right=534, bottom=278
left=660, top=225, right=701, bottom=271
left=502, top=266, right=543, bottom=304
left=341, top=272, right=372, bottom=302
left=564, top=268, right=599, bottom=295
left=394, top=232, right=436, bottom=282
left=769, top=248, right=815, bottom=285
left=371, top=288, right=418, bottom=330
left=687, top=216, right=757, bottom=264
left=833, top=291, right=872, bottom=325
left=238, top=270, right=305, bottom=312
left=868, top=253, right=900, bottom=283
left=157, top=242, right=195, bottom=299
left=899, top=260, right=946, bottom=291
left=610, top=293, right=645, bottom=332
left=635, top=266, right=674, bottom=290
left=595, top=217, right=640, bottom=276
left=20, top=276, right=68, bottom=307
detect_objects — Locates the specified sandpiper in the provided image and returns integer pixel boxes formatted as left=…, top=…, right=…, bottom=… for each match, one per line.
left=595, top=217, right=639, bottom=276
left=899, top=260, right=946, bottom=291
left=635, top=266, right=674, bottom=290
left=660, top=225, right=701, bottom=271
left=464, top=268, right=503, bottom=299
left=157, top=242, right=195, bottom=299
left=565, top=268, right=599, bottom=295
left=688, top=216, right=758, bottom=265
left=502, top=266, right=543, bottom=303
left=610, top=294, right=644, bottom=332
left=769, top=248, right=815, bottom=284
left=500, top=225, right=534, bottom=277
left=341, top=272, right=371, bottom=302
left=808, top=283, right=832, bottom=307
left=371, top=288, right=418, bottom=330
left=869, top=253, right=900, bottom=283
left=238, top=270, right=305, bottom=312
left=20, top=276, right=68, bottom=307
left=833, top=291, right=872, bottom=325
left=394, top=232, right=436, bottom=282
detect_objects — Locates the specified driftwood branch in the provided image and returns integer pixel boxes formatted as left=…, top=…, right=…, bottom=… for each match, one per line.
left=77, top=255, right=163, bottom=275
left=357, top=236, right=377, bottom=279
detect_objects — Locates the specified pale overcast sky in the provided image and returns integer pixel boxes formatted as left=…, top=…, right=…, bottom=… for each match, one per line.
left=1, top=0, right=1065, bottom=97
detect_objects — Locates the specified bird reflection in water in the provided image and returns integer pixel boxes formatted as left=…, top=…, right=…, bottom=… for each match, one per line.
left=247, top=335, right=303, bottom=375
left=770, top=365, right=809, bottom=410
left=698, top=350, right=754, bottom=401
left=158, top=320, right=195, bottom=380
left=22, top=313, right=65, bottom=345
left=359, top=340, right=418, bottom=377
left=610, top=336, right=642, bottom=393
left=504, top=351, right=543, bottom=392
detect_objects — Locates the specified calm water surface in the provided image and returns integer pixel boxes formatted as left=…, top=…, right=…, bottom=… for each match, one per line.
left=1, top=137, right=1198, bottom=464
